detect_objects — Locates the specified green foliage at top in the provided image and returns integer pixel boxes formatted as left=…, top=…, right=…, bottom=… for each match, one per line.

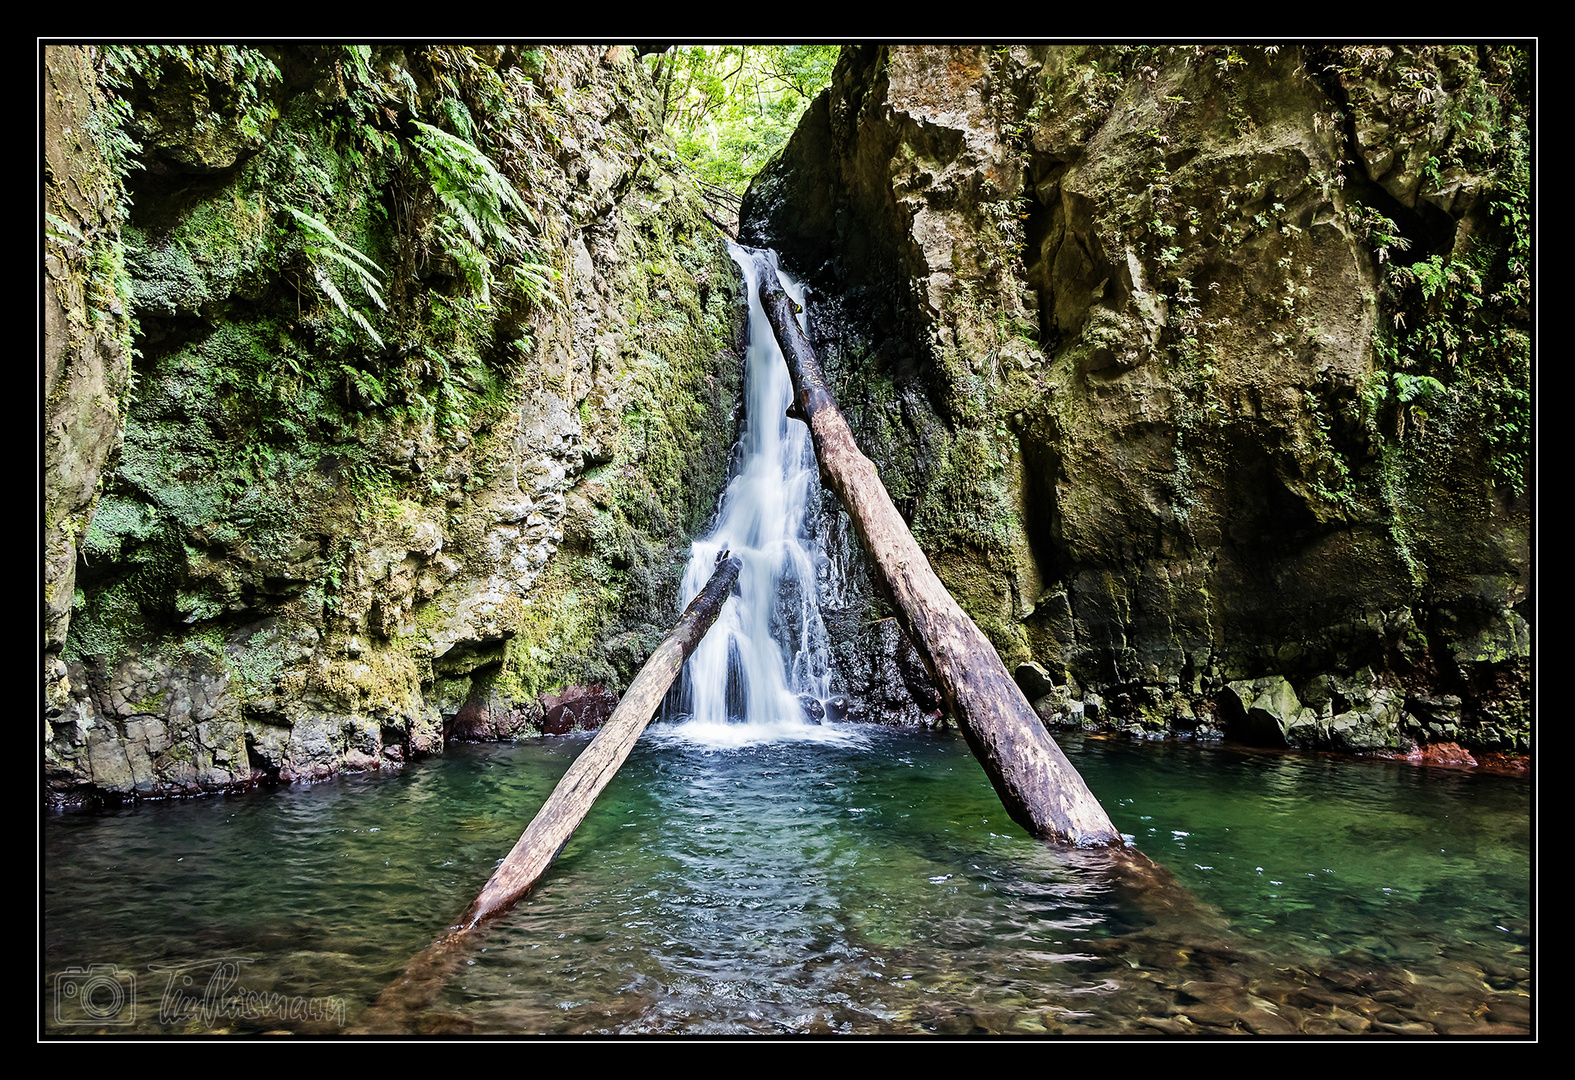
left=98, top=45, right=282, bottom=169
left=647, top=45, right=840, bottom=196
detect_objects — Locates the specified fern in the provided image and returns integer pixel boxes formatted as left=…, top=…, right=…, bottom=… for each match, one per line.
left=509, top=260, right=564, bottom=310
left=411, top=120, right=532, bottom=245
left=285, top=206, right=386, bottom=347
left=1393, top=372, right=1446, bottom=405
left=409, top=120, right=563, bottom=308
left=339, top=362, right=389, bottom=407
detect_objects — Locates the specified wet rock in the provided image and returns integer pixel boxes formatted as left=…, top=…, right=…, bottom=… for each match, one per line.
left=46, top=45, right=749, bottom=805
left=1484, top=1000, right=1532, bottom=1027
left=1174, top=1002, right=1243, bottom=1031
left=742, top=44, right=1528, bottom=751
left=539, top=686, right=618, bottom=735
left=415, top=1013, right=477, bottom=1036
left=1219, top=675, right=1318, bottom=748
left=1355, top=1000, right=1407, bottom=1026
left=1410, top=740, right=1477, bottom=767
left=1372, top=989, right=1416, bottom=1006
left=1300, top=1015, right=1347, bottom=1035
left=1332, top=1008, right=1372, bottom=1033
left=831, top=614, right=943, bottom=726
left=1014, top=661, right=1061, bottom=700
left=1239, top=1007, right=1297, bottom=1035
left=450, top=689, right=544, bottom=741
left=1178, top=979, right=1246, bottom=1001
left=1287, top=985, right=1341, bottom=1009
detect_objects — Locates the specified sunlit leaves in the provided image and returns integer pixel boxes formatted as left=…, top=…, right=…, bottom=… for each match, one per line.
left=649, top=45, right=840, bottom=196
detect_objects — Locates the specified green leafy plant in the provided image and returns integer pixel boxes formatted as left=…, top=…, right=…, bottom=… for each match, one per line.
left=1349, top=203, right=1411, bottom=264
left=410, top=119, right=543, bottom=305
left=284, top=206, right=387, bottom=347
left=339, top=362, right=389, bottom=408
left=646, top=45, right=839, bottom=198
left=101, top=45, right=281, bottom=150
left=1300, top=391, right=1359, bottom=516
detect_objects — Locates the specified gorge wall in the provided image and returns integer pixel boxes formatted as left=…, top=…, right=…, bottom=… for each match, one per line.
left=44, top=45, right=748, bottom=802
left=743, top=45, right=1531, bottom=756
left=43, top=43, right=1533, bottom=805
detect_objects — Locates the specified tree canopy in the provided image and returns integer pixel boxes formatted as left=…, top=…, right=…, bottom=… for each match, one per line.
left=647, top=45, right=840, bottom=198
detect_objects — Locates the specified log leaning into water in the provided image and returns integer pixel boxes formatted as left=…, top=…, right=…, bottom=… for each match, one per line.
left=754, top=259, right=1121, bottom=847
left=353, top=556, right=742, bottom=1033
left=459, top=553, right=742, bottom=929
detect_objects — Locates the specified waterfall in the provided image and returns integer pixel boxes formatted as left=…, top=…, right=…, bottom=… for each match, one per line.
left=664, top=245, right=845, bottom=745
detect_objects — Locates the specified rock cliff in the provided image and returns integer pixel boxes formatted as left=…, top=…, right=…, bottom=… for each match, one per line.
left=43, top=44, right=1533, bottom=803
left=44, top=45, right=747, bottom=802
left=743, top=45, right=1531, bottom=754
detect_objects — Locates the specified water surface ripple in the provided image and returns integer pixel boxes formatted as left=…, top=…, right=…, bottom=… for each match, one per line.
left=43, top=731, right=1531, bottom=1036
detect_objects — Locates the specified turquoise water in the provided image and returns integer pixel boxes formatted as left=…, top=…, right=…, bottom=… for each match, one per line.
left=42, top=729, right=1531, bottom=1036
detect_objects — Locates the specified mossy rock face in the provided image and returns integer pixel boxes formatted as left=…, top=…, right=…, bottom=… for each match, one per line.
left=48, top=45, right=748, bottom=803
left=744, top=44, right=1530, bottom=752
left=44, top=46, right=139, bottom=709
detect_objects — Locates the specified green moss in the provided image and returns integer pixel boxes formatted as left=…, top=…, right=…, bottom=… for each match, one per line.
left=62, top=579, right=148, bottom=670
left=496, top=560, right=611, bottom=700
left=128, top=687, right=167, bottom=714
left=1132, top=703, right=1170, bottom=733
left=222, top=623, right=291, bottom=698
left=123, top=193, right=268, bottom=317
left=81, top=496, right=158, bottom=562
left=162, top=742, right=194, bottom=764
left=58, top=46, right=753, bottom=763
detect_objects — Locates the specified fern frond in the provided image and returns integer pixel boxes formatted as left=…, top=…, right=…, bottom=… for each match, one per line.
left=314, top=246, right=387, bottom=310
left=509, top=260, right=564, bottom=310
left=411, top=120, right=535, bottom=247
left=412, top=121, right=526, bottom=211
left=445, top=200, right=490, bottom=251
left=312, top=265, right=350, bottom=318
left=46, top=212, right=84, bottom=243
left=288, top=205, right=386, bottom=347
left=348, top=307, right=384, bottom=348
left=285, top=207, right=385, bottom=275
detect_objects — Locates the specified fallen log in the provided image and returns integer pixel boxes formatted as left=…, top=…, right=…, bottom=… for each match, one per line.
left=353, top=555, right=742, bottom=1033
left=753, top=255, right=1121, bottom=846
left=460, top=553, right=743, bottom=929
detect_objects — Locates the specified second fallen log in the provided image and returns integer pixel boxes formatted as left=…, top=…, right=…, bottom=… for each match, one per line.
left=458, top=553, right=743, bottom=929
left=753, top=255, right=1121, bottom=846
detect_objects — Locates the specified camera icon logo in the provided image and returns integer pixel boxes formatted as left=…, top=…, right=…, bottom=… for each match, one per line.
left=55, top=964, right=136, bottom=1025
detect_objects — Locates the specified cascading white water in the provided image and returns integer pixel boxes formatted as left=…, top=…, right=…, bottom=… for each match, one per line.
left=664, top=245, right=846, bottom=745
